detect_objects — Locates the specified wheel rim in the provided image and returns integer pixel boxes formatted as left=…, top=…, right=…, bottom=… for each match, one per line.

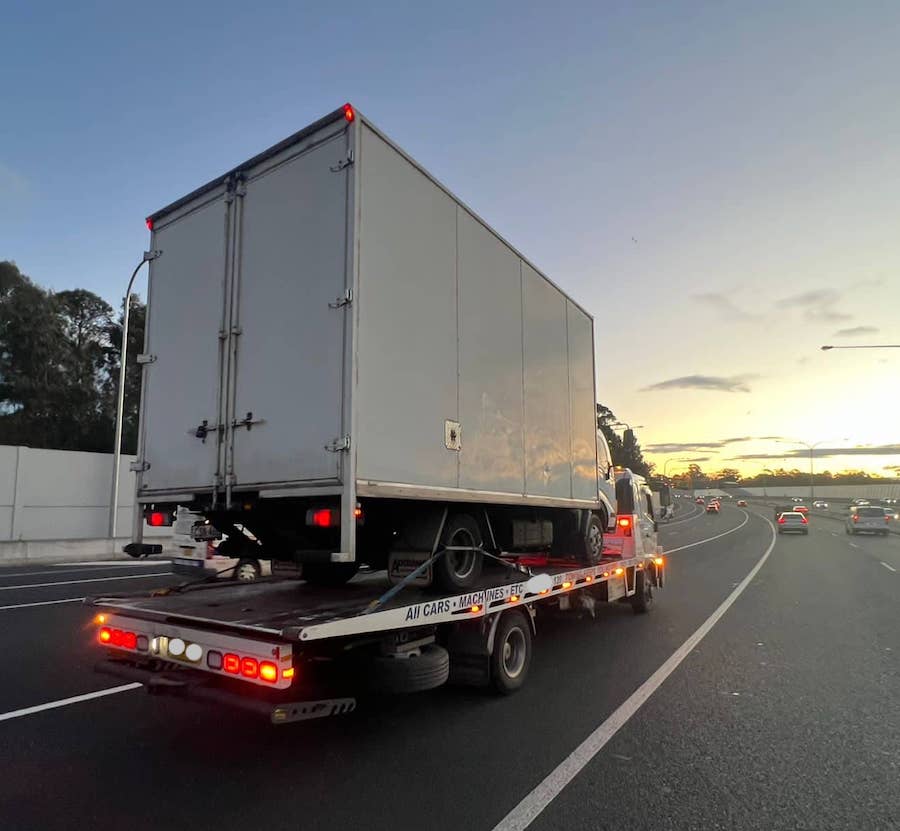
left=501, top=627, right=527, bottom=679
left=447, top=528, right=478, bottom=580
left=587, top=522, right=603, bottom=559
left=237, top=562, right=257, bottom=581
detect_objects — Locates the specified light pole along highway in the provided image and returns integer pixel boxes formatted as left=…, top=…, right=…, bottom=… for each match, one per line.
left=107, top=249, right=160, bottom=539
left=776, top=439, right=846, bottom=504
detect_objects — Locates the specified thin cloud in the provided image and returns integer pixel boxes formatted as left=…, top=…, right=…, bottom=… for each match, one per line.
left=640, top=374, right=758, bottom=393
left=833, top=325, right=879, bottom=338
left=646, top=442, right=725, bottom=452
left=731, top=444, right=900, bottom=460
left=779, top=288, right=852, bottom=323
left=720, top=436, right=784, bottom=444
left=693, top=292, right=760, bottom=321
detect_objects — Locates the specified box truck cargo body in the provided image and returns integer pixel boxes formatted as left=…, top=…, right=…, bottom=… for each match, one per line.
left=134, top=104, right=606, bottom=589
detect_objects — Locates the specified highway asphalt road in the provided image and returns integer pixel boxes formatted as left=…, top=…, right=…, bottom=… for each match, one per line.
left=1, top=501, right=898, bottom=831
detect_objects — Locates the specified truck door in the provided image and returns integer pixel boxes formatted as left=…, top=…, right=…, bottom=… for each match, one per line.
left=226, top=133, right=350, bottom=489
left=140, top=187, right=232, bottom=494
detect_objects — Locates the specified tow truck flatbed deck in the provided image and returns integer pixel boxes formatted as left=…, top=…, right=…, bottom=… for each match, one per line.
left=88, top=551, right=662, bottom=643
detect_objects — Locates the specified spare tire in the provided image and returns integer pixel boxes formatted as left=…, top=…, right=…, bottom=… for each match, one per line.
left=433, top=514, right=483, bottom=592
left=364, top=644, right=450, bottom=694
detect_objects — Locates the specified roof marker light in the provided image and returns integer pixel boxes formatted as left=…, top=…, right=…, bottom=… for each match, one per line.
left=343, top=103, right=355, bottom=122
left=145, top=217, right=154, bottom=231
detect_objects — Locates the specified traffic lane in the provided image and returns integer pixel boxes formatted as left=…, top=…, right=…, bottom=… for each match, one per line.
left=527, top=511, right=899, bottom=831
left=0, top=512, right=774, bottom=831
left=807, top=515, right=900, bottom=572
left=0, top=561, right=175, bottom=594
left=660, top=502, right=748, bottom=553
left=0, top=570, right=184, bottom=713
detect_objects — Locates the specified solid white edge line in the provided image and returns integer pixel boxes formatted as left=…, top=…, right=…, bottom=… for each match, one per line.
left=880, top=561, right=897, bottom=572
left=0, top=597, right=85, bottom=611
left=0, top=572, right=171, bottom=591
left=0, top=562, right=170, bottom=579
left=0, top=683, right=142, bottom=722
left=491, top=513, right=777, bottom=831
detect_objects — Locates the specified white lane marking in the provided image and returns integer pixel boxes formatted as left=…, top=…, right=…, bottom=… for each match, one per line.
left=665, top=511, right=750, bottom=554
left=0, top=572, right=170, bottom=592
left=663, top=508, right=705, bottom=527
left=0, top=683, right=141, bottom=723
left=0, top=562, right=170, bottom=579
left=849, top=543, right=859, bottom=549
left=881, top=562, right=897, bottom=572
left=492, top=515, right=777, bottom=831
left=0, top=597, right=85, bottom=611
left=53, top=560, right=171, bottom=567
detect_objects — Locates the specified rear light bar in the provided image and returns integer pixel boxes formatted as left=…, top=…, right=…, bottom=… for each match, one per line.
left=145, top=508, right=174, bottom=527
left=616, top=515, right=633, bottom=536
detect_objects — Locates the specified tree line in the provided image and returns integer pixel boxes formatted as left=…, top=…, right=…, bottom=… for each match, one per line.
left=666, top=464, right=891, bottom=489
left=0, top=261, right=144, bottom=454
left=596, top=403, right=652, bottom=478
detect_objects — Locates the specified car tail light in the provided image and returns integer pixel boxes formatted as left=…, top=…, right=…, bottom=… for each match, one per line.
left=852, top=515, right=859, bottom=523
left=616, top=516, right=633, bottom=536
left=223, top=653, right=240, bottom=674
left=778, top=517, right=786, bottom=524
left=122, top=632, right=137, bottom=649
left=800, top=516, right=808, bottom=524
left=259, top=661, right=278, bottom=683
left=241, top=657, right=259, bottom=679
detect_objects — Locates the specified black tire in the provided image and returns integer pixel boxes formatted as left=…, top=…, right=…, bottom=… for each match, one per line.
left=303, top=562, right=360, bottom=586
left=433, top=514, right=483, bottom=592
left=802, top=530, right=808, bottom=535
left=580, top=514, right=604, bottom=565
left=491, top=610, right=533, bottom=694
left=631, top=569, right=654, bottom=614
left=364, top=644, right=450, bottom=694
left=235, top=559, right=261, bottom=582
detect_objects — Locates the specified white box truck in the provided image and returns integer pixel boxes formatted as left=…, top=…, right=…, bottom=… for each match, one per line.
left=128, top=103, right=613, bottom=592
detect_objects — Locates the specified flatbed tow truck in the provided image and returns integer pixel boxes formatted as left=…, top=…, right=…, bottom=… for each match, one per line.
left=87, top=518, right=664, bottom=725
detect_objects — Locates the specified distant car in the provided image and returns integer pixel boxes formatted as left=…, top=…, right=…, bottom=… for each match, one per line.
left=793, top=505, right=809, bottom=514
left=812, top=500, right=828, bottom=509
left=777, top=512, right=809, bottom=534
left=846, top=506, right=890, bottom=536
left=737, top=499, right=747, bottom=507
left=172, top=507, right=270, bottom=580
left=706, top=502, right=720, bottom=513
left=884, top=498, right=898, bottom=505
left=850, top=498, right=870, bottom=506
left=791, top=497, right=804, bottom=503
left=696, top=497, right=705, bottom=505
left=774, top=504, right=795, bottom=520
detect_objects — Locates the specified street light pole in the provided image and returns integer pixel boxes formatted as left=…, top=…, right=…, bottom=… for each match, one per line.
left=821, top=344, right=900, bottom=350
left=777, top=439, right=843, bottom=504
left=108, top=251, right=159, bottom=539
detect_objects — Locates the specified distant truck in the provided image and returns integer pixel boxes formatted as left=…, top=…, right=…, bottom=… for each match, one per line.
left=126, top=104, right=614, bottom=592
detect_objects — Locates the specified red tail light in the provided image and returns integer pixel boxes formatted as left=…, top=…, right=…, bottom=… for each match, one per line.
left=241, top=657, right=259, bottom=679
left=147, top=511, right=169, bottom=527
left=223, top=653, right=240, bottom=674
left=616, top=516, right=633, bottom=536
left=311, top=508, right=334, bottom=528
left=800, top=516, right=808, bottom=524
left=852, top=515, right=859, bottom=523
left=122, top=631, right=137, bottom=649
left=343, top=103, right=355, bottom=122
left=778, top=516, right=786, bottom=524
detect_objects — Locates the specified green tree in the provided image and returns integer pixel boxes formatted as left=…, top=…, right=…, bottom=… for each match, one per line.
left=104, top=295, right=146, bottom=454
left=596, top=402, right=652, bottom=477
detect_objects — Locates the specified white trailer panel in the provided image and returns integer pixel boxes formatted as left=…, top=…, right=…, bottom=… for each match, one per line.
left=355, top=126, right=459, bottom=489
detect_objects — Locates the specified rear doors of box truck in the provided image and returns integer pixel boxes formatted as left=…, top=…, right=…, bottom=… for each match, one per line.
left=140, top=120, right=352, bottom=498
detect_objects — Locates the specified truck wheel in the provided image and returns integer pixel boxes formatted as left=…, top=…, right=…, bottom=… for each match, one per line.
left=433, top=514, right=483, bottom=592
left=303, top=562, right=360, bottom=586
left=631, top=570, right=653, bottom=614
left=490, top=610, right=532, bottom=694
left=365, top=645, right=450, bottom=694
left=581, top=514, right=604, bottom=565
left=235, top=559, right=261, bottom=581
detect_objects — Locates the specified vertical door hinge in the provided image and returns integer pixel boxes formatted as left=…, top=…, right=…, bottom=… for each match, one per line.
left=325, top=435, right=351, bottom=453
left=329, top=288, right=353, bottom=309
left=329, top=150, right=354, bottom=172
left=129, top=460, right=151, bottom=472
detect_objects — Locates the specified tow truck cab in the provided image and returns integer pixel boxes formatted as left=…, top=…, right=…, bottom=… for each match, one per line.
left=608, top=469, right=659, bottom=559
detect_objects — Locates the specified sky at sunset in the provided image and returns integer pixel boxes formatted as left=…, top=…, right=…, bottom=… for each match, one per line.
left=1, top=1, right=897, bottom=477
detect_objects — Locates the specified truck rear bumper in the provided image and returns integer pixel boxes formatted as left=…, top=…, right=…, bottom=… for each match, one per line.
left=94, top=659, right=356, bottom=724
